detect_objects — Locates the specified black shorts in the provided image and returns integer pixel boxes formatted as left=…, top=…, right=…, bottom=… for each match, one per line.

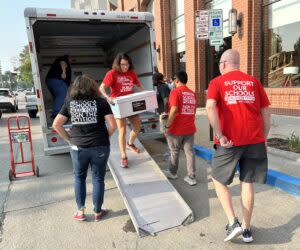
left=211, top=142, right=268, bottom=185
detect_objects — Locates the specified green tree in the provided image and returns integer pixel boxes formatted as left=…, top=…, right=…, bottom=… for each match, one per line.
left=18, top=46, right=33, bottom=85
left=2, top=71, right=17, bottom=89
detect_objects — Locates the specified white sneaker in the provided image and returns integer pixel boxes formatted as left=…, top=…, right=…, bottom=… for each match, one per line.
left=184, top=176, right=197, bottom=186
left=163, top=169, right=178, bottom=179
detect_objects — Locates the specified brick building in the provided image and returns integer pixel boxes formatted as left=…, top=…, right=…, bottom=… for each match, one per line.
left=72, top=0, right=300, bottom=116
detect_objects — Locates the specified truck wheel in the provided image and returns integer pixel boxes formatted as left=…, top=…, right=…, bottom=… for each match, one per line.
left=16, top=104, right=19, bottom=111
left=9, top=169, right=13, bottom=182
left=0, top=111, right=2, bottom=119
left=28, top=110, right=38, bottom=118
left=11, top=106, right=16, bottom=113
left=35, top=166, right=39, bottom=177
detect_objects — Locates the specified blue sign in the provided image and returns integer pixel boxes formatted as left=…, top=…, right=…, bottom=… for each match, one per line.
left=212, top=18, right=220, bottom=27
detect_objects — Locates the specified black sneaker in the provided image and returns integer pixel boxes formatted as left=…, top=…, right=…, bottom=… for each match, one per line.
left=242, top=228, right=253, bottom=243
left=224, top=218, right=243, bottom=242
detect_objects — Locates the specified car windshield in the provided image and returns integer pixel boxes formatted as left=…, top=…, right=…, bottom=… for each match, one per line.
left=26, top=92, right=35, bottom=96
left=0, top=90, right=9, bottom=96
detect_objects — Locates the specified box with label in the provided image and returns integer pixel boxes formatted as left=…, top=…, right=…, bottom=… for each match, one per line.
left=110, top=91, right=158, bottom=118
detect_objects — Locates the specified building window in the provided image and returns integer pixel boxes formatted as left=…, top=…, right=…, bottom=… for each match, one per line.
left=170, top=0, right=186, bottom=73
left=145, top=0, right=154, bottom=13
left=267, top=0, right=300, bottom=87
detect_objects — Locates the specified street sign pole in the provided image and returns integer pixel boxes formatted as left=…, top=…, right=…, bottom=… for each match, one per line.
left=195, top=9, right=224, bottom=141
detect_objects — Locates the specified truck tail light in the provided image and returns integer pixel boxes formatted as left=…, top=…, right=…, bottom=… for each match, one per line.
left=29, top=42, right=33, bottom=53
left=51, top=137, right=58, bottom=143
left=36, top=89, right=40, bottom=98
left=46, top=13, right=57, bottom=17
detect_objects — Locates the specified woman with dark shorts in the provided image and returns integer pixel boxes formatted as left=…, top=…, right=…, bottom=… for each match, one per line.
left=53, top=75, right=116, bottom=221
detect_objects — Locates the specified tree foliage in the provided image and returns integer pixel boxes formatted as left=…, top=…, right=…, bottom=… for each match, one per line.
left=18, top=46, right=33, bottom=85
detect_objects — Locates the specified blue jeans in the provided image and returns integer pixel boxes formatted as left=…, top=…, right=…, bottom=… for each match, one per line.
left=70, top=145, right=110, bottom=213
left=46, top=78, right=68, bottom=116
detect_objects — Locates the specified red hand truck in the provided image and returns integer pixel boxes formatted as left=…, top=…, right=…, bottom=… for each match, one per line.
left=7, top=116, right=39, bottom=181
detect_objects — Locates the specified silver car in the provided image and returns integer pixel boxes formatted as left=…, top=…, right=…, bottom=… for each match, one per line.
left=0, top=88, right=18, bottom=113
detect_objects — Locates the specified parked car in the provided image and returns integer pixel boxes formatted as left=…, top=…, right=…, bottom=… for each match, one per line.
left=25, top=91, right=38, bottom=118
left=0, top=88, right=18, bottom=112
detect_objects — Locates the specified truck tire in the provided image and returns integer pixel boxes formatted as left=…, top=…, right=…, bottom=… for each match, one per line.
left=0, top=111, right=2, bottom=119
left=11, top=106, right=16, bottom=113
left=28, top=110, right=38, bottom=118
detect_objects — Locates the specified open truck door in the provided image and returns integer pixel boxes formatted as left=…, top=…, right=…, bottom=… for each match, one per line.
left=24, top=8, right=160, bottom=155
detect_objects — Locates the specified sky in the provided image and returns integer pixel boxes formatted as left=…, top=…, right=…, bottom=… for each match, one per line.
left=0, top=0, right=70, bottom=73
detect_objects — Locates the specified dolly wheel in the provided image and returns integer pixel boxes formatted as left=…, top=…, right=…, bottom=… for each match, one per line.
left=35, top=166, right=40, bottom=177
left=9, top=169, right=13, bottom=182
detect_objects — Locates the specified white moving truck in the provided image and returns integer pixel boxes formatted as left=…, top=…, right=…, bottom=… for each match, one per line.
left=24, top=8, right=161, bottom=155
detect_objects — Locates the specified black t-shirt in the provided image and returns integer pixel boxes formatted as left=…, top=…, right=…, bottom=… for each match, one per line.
left=46, top=56, right=72, bottom=86
left=59, top=96, right=112, bottom=147
left=156, top=83, right=170, bottom=114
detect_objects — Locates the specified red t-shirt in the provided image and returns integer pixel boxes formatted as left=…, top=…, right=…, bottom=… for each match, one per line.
left=168, top=86, right=197, bottom=135
left=102, top=69, right=141, bottom=97
left=207, top=70, right=270, bottom=146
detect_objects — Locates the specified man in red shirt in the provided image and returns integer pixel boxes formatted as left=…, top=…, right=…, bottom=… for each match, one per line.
left=164, top=71, right=197, bottom=186
left=206, top=49, right=271, bottom=243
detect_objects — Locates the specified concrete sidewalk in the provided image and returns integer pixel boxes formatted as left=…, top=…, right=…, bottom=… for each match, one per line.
left=0, top=110, right=299, bottom=249
left=1, top=140, right=300, bottom=249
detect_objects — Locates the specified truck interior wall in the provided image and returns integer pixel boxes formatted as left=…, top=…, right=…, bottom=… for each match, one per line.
left=33, top=21, right=153, bottom=127
left=111, top=26, right=153, bottom=91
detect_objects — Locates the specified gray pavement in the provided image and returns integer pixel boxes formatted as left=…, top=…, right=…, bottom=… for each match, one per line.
left=0, top=105, right=299, bottom=249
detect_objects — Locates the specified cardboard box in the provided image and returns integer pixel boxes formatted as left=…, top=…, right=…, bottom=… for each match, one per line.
left=110, top=91, right=158, bottom=118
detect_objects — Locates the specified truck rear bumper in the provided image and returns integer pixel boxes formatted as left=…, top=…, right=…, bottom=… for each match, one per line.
left=44, top=145, right=70, bottom=156
left=26, top=105, right=38, bottom=110
left=138, top=131, right=164, bottom=140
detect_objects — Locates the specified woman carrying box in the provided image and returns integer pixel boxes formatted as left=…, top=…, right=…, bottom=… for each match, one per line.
left=100, top=53, right=144, bottom=168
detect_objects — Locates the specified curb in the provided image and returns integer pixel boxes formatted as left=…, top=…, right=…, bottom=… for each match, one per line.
left=267, top=147, right=300, bottom=162
left=194, top=145, right=300, bottom=197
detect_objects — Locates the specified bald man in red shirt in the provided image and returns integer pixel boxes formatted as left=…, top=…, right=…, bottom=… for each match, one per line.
left=206, top=49, right=271, bottom=243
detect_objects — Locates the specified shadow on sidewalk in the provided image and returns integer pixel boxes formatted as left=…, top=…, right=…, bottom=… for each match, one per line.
left=232, top=213, right=300, bottom=245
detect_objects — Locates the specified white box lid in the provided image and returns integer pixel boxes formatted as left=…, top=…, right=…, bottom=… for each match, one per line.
left=113, top=90, right=156, bottom=104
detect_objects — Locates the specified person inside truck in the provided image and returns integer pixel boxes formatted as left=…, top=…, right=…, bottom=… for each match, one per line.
left=100, top=53, right=144, bottom=168
left=46, top=55, right=72, bottom=119
left=53, top=75, right=117, bottom=221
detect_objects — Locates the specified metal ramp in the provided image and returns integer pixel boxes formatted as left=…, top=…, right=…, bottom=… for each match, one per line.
left=108, top=129, right=194, bottom=237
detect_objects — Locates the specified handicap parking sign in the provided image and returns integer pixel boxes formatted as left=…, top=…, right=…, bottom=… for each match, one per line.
left=212, top=18, right=220, bottom=27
